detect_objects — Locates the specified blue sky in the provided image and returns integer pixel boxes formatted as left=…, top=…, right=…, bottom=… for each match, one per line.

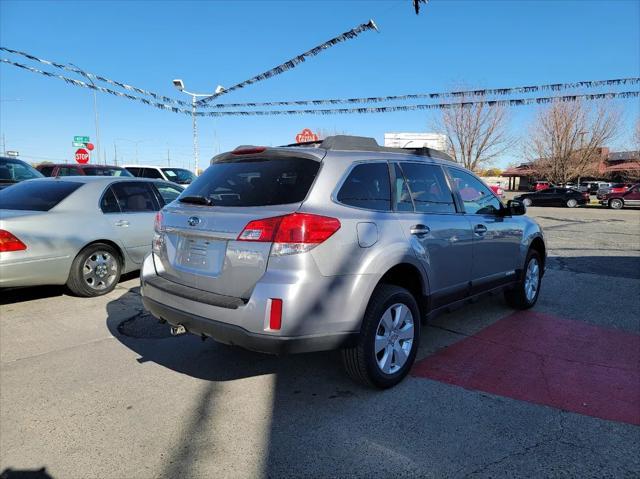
left=1, top=0, right=639, bottom=170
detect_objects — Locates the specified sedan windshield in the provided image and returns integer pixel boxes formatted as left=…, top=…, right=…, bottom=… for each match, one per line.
left=161, top=168, right=196, bottom=184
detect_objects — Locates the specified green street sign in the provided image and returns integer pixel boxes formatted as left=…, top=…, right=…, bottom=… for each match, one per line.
left=72, top=141, right=85, bottom=147
left=74, top=136, right=90, bottom=142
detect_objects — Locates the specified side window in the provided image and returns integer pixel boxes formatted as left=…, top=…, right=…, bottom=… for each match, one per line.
left=399, top=163, right=456, bottom=214
left=142, top=168, right=163, bottom=179
left=111, top=182, right=158, bottom=212
left=153, top=182, right=183, bottom=206
left=337, top=163, right=391, bottom=211
left=126, top=167, right=142, bottom=177
left=39, top=166, right=54, bottom=176
left=393, top=164, right=414, bottom=212
left=447, top=167, right=502, bottom=215
left=100, top=186, right=121, bottom=213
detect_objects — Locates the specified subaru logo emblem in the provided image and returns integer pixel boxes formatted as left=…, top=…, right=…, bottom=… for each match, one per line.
left=188, top=216, right=201, bottom=227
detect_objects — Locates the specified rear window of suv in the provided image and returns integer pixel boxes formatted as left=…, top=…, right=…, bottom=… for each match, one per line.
left=182, top=157, right=320, bottom=207
left=0, top=180, right=82, bottom=211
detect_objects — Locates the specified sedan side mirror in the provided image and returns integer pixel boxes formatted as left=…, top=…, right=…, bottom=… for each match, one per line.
left=507, top=199, right=526, bottom=216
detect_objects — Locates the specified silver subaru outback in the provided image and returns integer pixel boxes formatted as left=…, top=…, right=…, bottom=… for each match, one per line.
left=141, top=135, right=545, bottom=388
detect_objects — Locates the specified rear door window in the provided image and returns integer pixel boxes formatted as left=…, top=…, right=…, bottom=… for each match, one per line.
left=398, top=163, right=456, bottom=214
left=100, top=186, right=121, bottom=213
left=337, top=162, right=391, bottom=211
left=182, top=157, right=320, bottom=207
left=125, top=167, right=142, bottom=177
left=110, top=182, right=159, bottom=212
left=0, top=180, right=82, bottom=211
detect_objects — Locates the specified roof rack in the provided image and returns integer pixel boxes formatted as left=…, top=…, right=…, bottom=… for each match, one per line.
left=279, top=135, right=453, bottom=161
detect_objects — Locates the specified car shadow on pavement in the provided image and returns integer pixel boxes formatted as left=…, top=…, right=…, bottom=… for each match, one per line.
left=0, top=467, right=54, bottom=479
left=104, top=284, right=515, bottom=478
left=0, top=271, right=139, bottom=305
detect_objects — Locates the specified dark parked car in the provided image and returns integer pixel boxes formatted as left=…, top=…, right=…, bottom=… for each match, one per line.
left=0, top=156, right=44, bottom=190
left=600, top=184, right=640, bottom=209
left=36, top=163, right=133, bottom=177
left=515, top=187, right=590, bottom=208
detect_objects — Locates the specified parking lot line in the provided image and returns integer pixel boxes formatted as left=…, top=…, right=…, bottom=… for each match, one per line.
left=412, top=311, right=640, bottom=425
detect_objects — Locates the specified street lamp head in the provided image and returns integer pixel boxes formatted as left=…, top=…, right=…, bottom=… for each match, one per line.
left=214, top=85, right=226, bottom=94
left=172, top=79, right=185, bottom=91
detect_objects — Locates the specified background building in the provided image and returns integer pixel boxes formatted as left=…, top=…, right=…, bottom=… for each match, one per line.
left=384, top=132, right=448, bottom=151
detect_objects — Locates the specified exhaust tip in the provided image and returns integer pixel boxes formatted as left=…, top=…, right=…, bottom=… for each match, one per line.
left=170, top=324, right=187, bottom=336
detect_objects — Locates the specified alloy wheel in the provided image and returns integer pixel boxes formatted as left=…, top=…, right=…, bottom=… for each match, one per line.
left=524, top=257, right=540, bottom=302
left=83, top=251, right=118, bottom=291
left=374, top=303, right=415, bottom=374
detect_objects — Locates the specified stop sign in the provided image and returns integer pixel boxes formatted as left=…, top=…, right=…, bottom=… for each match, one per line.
left=75, top=148, right=90, bottom=164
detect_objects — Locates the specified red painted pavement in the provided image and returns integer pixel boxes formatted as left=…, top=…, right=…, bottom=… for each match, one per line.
left=413, top=311, right=640, bottom=425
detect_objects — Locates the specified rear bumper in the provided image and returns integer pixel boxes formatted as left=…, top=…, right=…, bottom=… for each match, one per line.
left=142, top=296, right=357, bottom=354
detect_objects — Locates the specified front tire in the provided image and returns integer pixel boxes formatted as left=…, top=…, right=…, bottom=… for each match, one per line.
left=609, top=198, right=624, bottom=209
left=67, top=243, right=122, bottom=297
left=522, top=198, right=532, bottom=207
left=566, top=198, right=578, bottom=208
left=342, top=284, right=420, bottom=389
left=504, top=250, right=542, bottom=310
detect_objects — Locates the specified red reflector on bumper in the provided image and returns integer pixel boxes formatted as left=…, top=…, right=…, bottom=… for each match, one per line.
left=269, top=299, right=283, bottom=330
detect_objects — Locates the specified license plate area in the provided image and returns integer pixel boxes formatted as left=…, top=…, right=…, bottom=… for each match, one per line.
left=176, top=236, right=226, bottom=274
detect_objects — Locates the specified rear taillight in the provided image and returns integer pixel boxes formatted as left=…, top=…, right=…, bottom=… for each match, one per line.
left=0, top=230, right=27, bottom=252
left=154, top=211, right=163, bottom=233
left=237, top=213, right=341, bottom=256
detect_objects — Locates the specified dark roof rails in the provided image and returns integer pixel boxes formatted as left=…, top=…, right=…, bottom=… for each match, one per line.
left=280, top=135, right=453, bottom=161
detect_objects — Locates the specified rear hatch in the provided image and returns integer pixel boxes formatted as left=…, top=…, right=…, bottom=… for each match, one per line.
left=154, top=148, right=323, bottom=299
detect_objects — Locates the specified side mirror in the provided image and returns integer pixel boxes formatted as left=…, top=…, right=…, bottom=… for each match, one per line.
left=507, top=199, right=526, bottom=216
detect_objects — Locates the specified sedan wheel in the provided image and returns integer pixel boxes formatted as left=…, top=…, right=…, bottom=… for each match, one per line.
left=566, top=198, right=578, bottom=208
left=609, top=199, right=624, bottom=209
left=523, top=198, right=532, bottom=207
left=67, top=243, right=122, bottom=297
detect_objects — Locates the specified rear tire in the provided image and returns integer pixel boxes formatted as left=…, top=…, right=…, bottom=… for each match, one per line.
left=522, top=198, right=532, bottom=207
left=342, top=284, right=420, bottom=389
left=566, top=198, right=578, bottom=208
left=505, top=250, right=542, bottom=310
left=609, top=198, right=624, bottom=209
left=66, top=243, right=122, bottom=297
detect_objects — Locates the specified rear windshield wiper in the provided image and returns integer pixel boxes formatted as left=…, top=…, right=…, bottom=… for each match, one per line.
left=179, top=195, right=213, bottom=206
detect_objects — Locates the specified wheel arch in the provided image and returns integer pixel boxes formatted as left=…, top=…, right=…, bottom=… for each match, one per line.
left=376, top=262, right=428, bottom=319
left=77, top=239, right=127, bottom=269
left=529, top=236, right=546, bottom=271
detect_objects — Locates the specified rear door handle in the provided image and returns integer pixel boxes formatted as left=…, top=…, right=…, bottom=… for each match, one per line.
left=115, top=220, right=130, bottom=227
left=474, top=224, right=487, bottom=235
left=410, top=224, right=430, bottom=237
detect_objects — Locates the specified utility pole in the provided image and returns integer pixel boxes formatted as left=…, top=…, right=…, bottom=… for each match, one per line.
left=167, top=147, right=171, bottom=167
left=113, top=142, right=118, bottom=166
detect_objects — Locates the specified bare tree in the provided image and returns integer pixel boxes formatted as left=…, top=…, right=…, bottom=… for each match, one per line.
left=433, top=97, right=513, bottom=172
left=526, top=100, right=621, bottom=184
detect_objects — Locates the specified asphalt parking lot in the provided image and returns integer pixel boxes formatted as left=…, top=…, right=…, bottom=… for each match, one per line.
left=1, top=205, right=639, bottom=478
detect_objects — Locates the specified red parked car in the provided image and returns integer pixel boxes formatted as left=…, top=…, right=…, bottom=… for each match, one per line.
left=36, top=163, right=133, bottom=177
left=600, top=184, right=640, bottom=209
left=489, top=184, right=505, bottom=198
left=533, top=181, right=551, bottom=192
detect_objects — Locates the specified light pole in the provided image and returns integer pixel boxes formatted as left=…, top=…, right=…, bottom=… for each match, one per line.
left=70, top=63, right=101, bottom=164
left=172, top=79, right=224, bottom=175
